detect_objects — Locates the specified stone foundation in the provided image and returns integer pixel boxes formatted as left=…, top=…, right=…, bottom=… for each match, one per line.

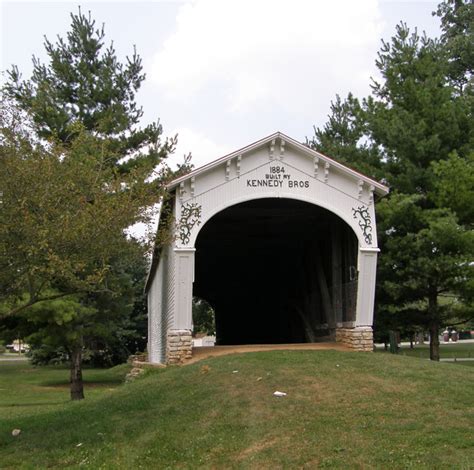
left=167, top=329, right=193, bottom=364
left=336, top=327, right=373, bottom=351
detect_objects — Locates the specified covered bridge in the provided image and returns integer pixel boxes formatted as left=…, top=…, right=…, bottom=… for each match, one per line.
left=145, top=132, right=389, bottom=364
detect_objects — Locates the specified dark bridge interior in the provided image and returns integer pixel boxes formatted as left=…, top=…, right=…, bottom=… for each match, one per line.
left=193, top=198, right=358, bottom=345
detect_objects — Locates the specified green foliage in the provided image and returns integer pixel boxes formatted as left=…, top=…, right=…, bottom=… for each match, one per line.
left=0, top=111, right=161, bottom=315
left=0, top=8, right=183, bottom=396
left=435, top=0, right=474, bottom=91
left=0, top=236, right=149, bottom=367
left=431, top=150, right=474, bottom=225
left=367, top=18, right=473, bottom=353
left=377, top=193, right=473, bottom=321
left=307, top=93, right=383, bottom=180
left=376, top=194, right=473, bottom=357
left=365, top=23, right=471, bottom=193
left=192, top=298, right=216, bottom=335
left=4, top=8, right=176, bottom=173
left=311, top=4, right=473, bottom=358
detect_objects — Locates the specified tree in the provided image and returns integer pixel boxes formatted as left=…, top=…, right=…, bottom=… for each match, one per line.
left=377, top=194, right=473, bottom=360
left=10, top=240, right=150, bottom=369
left=306, top=93, right=383, bottom=180
left=365, top=21, right=473, bottom=359
left=0, top=109, right=158, bottom=312
left=309, top=8, right=473, bottom=360
left=431, top=150, right=474, bottom=226
left=4, top=8, right=175, bottom=173
left=0, top=104, right=165, bottom=398
left=2, top=9, right=182, bottom=399
left=435, top=0, right=473, bottom=92
left=365, top=23, right=471, bottom=194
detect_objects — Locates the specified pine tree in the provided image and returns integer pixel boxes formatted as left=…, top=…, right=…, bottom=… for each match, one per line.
left=306, top=93, right=383, bottom=180
left=365, top=23, right=470, bottom=194
left=309, top=9, right=473, bottom=360
left=5, top=8, right=175, bottom=172
left=435, top=0, right=473, bottom=93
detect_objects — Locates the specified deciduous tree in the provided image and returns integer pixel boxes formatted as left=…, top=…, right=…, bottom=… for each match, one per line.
left=0, top=106, right=165, bottom=398
left=2, top=8, right=185, bottom=399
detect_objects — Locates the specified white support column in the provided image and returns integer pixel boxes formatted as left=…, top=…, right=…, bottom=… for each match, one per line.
left=167, top=248, right=195, bottom=364
left=335, top=247, right=378, bottom=352
left=173, top=248, right=195, bottom=330
left=355, top=247, right=379, bottom=326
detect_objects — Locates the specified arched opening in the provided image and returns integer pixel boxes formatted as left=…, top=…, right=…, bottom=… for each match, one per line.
left=193, top=198, right=358, bottom=345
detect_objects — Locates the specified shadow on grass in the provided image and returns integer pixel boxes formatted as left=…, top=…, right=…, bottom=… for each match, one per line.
left=39, top=379, right=124, bottom=388
left=0, top=402, right=66, bottom=408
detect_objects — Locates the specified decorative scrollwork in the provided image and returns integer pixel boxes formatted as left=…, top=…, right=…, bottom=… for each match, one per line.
left=352, top=205, right=373, bottom=245
left=178, top=203, right=202, bottom=245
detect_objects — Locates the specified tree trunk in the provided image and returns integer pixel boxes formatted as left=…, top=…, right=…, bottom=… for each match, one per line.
left=429, top=322, right=440, bottom=362
left=70, top=345, right=85, bottom=400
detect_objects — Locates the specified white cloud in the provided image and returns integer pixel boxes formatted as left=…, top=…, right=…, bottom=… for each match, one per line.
left=170, top=127, right=232, bottom=169
left=151, top=0, right=384, bottom=113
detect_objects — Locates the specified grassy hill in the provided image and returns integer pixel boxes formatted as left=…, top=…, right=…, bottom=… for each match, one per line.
left=1, top=350, right=473, bottom=469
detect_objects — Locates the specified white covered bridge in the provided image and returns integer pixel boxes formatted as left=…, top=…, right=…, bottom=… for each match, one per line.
left=145, top=132, right=389, bottom=364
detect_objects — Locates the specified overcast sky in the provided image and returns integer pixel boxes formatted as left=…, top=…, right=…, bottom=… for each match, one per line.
left=1, top=0, right=441, bottom=169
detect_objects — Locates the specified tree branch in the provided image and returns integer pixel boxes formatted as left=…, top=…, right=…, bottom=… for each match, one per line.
left=5, top=291, right=76, bottom=317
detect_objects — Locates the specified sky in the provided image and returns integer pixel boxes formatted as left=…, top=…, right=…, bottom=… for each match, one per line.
left=1, top=0, right=442, bottom=170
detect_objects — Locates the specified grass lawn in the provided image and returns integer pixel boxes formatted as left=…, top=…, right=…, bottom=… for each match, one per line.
left=376, top=341, right=474, bottom=365
left=0, top=361, right=130, bottom=421
left=1, top=351, right=473, bottom=469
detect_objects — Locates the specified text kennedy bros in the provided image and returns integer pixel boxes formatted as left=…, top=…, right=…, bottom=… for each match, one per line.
left=246, top=179, right=310, bottom=188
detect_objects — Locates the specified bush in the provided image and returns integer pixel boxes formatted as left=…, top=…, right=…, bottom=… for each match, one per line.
left=27, top=343, right=133, bottom=367
left=28, top=345, right=69, bottom=365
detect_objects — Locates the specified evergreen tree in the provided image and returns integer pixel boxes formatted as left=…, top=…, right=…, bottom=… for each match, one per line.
left=309, top=6, right=473, bottom=360
left=431, top=150, right=474, bottom=226
left=192, top=298, right=216, bottom=336
left=307, top=93, right=383, bottom=180
left=435, top=0, right=473, bottom=92
left=365, top=23, right=471, bottom=194
left=377, top=194, right=473, bottom=360
left=366, top=22, right=473, bottom=359
left=5, top=8, right=176, bottom=172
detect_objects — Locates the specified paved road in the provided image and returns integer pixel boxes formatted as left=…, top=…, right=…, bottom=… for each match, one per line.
left=0, top=355, right=28, bottom=362
left=439, top=357, right=474, bottom=362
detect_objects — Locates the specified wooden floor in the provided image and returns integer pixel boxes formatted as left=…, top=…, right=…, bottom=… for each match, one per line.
left=188, top=342, right=351, bottom=364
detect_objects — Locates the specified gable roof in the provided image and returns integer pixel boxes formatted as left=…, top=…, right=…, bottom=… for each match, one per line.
left=167, top=131, right=389, bottom=196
